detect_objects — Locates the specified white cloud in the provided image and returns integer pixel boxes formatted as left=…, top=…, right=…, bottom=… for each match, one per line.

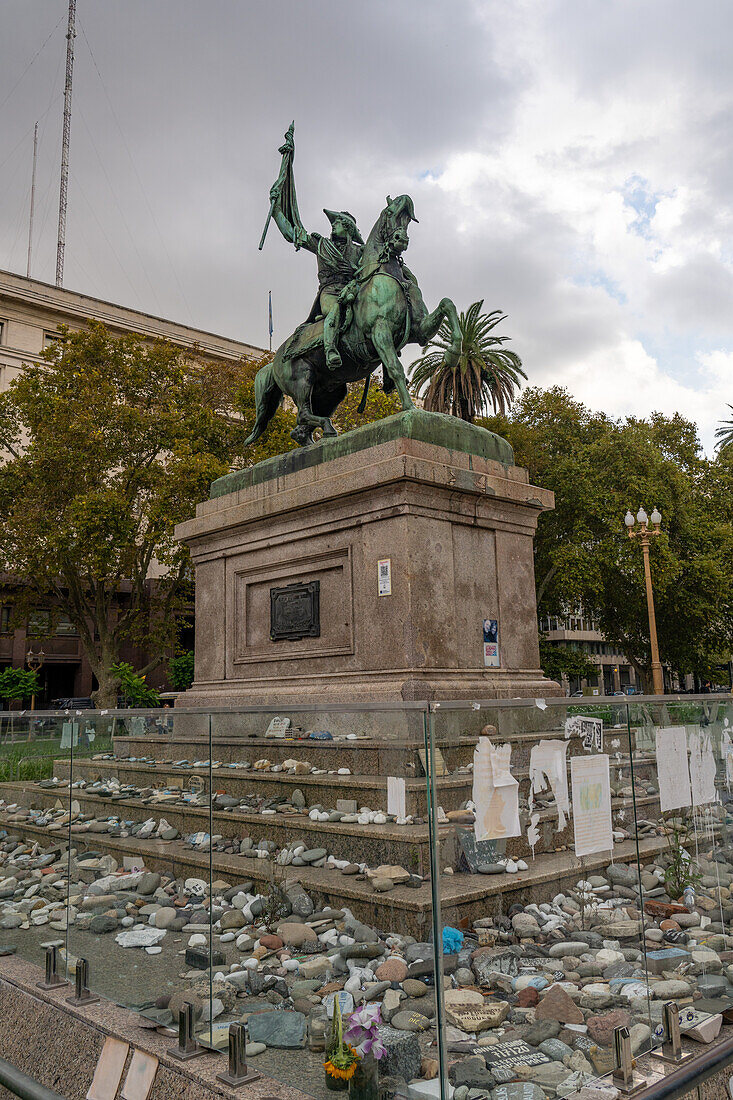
left=0, top=0, right=732, bottom=454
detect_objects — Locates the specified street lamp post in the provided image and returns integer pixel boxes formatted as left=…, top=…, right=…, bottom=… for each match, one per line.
left=624, top=507, right=664, bottom=695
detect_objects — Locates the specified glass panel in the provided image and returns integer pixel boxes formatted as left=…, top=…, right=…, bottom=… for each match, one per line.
left=628, top=695, right=733, bottom=1051
left=204, top=703, right=432, bottom=1098
left=0, top=710, right=74, bottom=980
left=428, top=697, right=655, bottom=1098
left=61, top=708, right=213, bottom=1017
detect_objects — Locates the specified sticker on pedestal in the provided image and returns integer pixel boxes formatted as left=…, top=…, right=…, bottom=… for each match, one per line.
left=483, top=618, right=500, bottom=667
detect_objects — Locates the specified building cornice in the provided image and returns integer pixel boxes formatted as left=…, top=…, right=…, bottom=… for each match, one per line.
left=0, top=268, right=265, bottom=362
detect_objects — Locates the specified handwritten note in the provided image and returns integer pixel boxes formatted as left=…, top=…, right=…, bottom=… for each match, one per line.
left=570, top=753, right=613, bottom=856
left=656, top=727, right=692, bottom=811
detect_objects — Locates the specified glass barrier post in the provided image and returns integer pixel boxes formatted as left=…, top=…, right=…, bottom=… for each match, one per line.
left=425, top=704, right=448, bottom=1100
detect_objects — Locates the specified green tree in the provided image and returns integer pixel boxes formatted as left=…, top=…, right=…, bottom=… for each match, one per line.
left=715, top=404, right=733, bottom=454
left=0, top=667, right=39, bottom=708
left=482, top=388, right=733, bottom=690
left=409, top=300, right=526, bottom=421
left=0, top=322, right=258, bottom=707
left=538, top=640, right=597, bottom=685
left=169, top=650, right=195, bottom=692
left=110, top=662, right=160, bottom=708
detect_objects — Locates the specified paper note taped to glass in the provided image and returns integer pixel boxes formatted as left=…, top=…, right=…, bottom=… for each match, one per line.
left=473, top=737, right=521, bottom=840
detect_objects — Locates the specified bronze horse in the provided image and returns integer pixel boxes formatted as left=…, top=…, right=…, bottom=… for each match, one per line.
left=245, top=194, right=462, bottom=447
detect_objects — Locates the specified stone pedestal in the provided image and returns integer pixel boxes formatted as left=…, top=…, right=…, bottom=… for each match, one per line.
left=175, top=410, right=559, bottom=707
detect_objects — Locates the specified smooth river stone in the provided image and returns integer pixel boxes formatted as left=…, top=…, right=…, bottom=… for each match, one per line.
left=548, top=942, right=589, bottom=958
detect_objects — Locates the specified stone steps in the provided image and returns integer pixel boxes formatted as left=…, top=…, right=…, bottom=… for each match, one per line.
left=110, top=726, right=644, bottom=772
left=0, top=781, right=441, bottom=875
left=51, top=758, right=471, bottom=816
left=0, top=763, right=664, bottom=891
left=111, top=734, right=476, bottom=774
left=0, top=804, right=671, bottom=935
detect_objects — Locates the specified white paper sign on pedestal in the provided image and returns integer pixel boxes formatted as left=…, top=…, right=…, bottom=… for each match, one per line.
left=565, top=715, right=603, bottom=752
left=387, top=776, right=407, bottom=818
left=529, top=739, right=570, bottom=830
left=689, top=727, right=717, bottom=806
left=656, top=726, right=692, bottom=811
left=473, top=737, right=521, bottom=840
left=570, top=753, right=613, bottom=857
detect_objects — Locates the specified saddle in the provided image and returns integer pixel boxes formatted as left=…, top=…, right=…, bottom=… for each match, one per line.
left=282, top=278, right=359, bottom=364
left=281, top=318, right=326, bottom=363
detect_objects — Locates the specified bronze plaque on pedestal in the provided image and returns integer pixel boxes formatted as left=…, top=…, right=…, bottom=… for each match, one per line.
left=270, top=580, right=320, bottom=641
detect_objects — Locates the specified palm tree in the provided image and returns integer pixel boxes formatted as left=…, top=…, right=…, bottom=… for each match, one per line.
left=409, top=300, right=527, bottom=422
left=715, top=405, right=733, bottom=453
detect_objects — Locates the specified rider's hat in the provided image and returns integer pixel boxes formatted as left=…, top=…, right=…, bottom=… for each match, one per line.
left=323, top=209, right=364, bottom=245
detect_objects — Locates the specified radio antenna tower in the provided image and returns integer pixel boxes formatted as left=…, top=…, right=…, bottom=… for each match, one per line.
left=27, top=122, right=38, bottom=278
left=55, top=0, right=76, bottom=287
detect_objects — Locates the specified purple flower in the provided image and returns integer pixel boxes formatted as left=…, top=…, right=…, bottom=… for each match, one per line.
left=344, top=1005, right=385, bottom=1060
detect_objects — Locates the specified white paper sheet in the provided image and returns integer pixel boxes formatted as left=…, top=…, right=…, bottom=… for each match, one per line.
left=570, top=753, right=613, bottom=856
left=656, top=726, right=692, bottom=811
left=387, top=776, right=407, bottom=818
left=565, top=715, right=603, bottom=752
left=689, top=727, right=717, bottom=806
left=473, top=737, right=521, bottom=840
left=529, top=739, right=570, bottom=830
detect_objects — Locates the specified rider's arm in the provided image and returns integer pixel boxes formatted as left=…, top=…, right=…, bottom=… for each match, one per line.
left=271, top=201, right=317, bottom=253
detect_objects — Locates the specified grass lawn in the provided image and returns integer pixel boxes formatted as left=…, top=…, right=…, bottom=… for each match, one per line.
left=0, top=729, right=114, bottom=783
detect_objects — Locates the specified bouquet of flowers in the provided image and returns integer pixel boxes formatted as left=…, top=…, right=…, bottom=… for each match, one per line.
left=324, top=997, right=359, bottom=1083
left=323, top=1002, right=386, bottom=1085
left=343, top=1004, right=385, bottom=1061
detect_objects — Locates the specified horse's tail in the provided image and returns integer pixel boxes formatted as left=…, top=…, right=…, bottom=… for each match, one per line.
left=244, top=362, right=282, bottom=445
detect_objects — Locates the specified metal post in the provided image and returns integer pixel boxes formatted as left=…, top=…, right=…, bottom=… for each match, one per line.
left=650, top=1001, right=692, bottom=1065
left=27, top=122, right=38, bottom=278
left=216, top=1023, right=260, bottom=1087
left=66, top=957, right=99, bottom=1006
left=169, top=1002, right=205, bottom=1061
left=640, top=532, right=664, bottom=694
left=612, top=1025, right=646, bottom=1094
left=37, top=942, right=68, bottom=990
left=56, top=0, right=76, bottom=287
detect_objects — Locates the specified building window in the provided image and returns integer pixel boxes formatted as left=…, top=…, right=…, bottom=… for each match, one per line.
left=0, top=321, right=5, bottom=345
left=43, top=331, right=63, bottom=350
left=27, top=609, right=51, bottom=637
left=0, top=606, right=11, bottom=634
left=55, top=614, right=78, bottom=636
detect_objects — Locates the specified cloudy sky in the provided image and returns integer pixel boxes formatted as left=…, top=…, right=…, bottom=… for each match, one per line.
left=2, top=0, right=732, bottom=450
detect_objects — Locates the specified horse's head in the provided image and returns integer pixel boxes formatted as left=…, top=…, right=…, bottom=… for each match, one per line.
left=363, top=194, right=418, bottom=267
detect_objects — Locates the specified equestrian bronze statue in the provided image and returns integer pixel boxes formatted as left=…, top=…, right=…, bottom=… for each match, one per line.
left=249, top=123, right=462, bottom=447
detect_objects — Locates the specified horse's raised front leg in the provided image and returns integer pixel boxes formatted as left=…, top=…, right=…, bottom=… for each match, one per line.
left=413, top=296, right=462, bottom=369
left=371, top=319, right=414, bottom=411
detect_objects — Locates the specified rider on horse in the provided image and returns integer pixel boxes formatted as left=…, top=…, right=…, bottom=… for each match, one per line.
left=267, top=128, right=363, bottom=370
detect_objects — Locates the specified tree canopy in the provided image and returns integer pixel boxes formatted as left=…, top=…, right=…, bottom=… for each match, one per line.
left=0, top=322, right=257, bottom=705
left=483, top=387, right=733, bottom=689
left=0, top=324, right=401, bottom=706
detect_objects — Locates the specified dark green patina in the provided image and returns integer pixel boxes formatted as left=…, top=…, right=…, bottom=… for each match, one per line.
left=249, top=124, right=466, bottom=449
left=212, top=408, right=513, bottom=497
